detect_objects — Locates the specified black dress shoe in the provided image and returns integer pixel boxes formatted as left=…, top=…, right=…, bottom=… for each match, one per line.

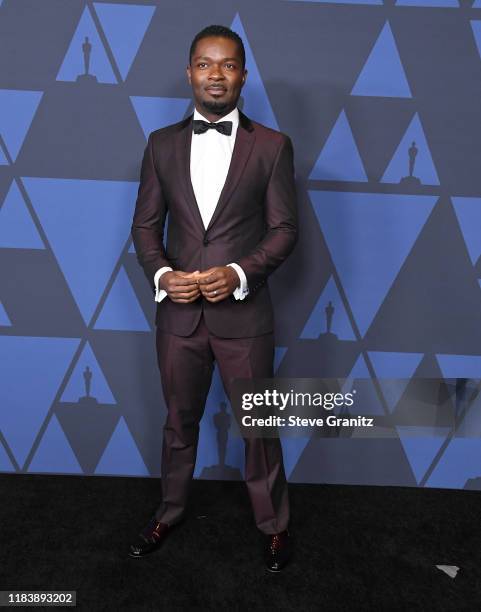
left=264, top=530, right=292, bottom=572
left=128, top=517, right=171, bottom=558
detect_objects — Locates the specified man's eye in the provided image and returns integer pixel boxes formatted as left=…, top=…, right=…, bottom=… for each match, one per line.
left=198, top=63, right=207, bottom=68
left=225, top=64, right=235, bottom=69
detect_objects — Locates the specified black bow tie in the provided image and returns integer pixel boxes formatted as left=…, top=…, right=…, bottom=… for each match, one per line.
left=193, top=119, right=233, bottom=136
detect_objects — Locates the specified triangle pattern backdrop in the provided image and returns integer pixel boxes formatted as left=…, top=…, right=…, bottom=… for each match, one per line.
left=23, top=177, right=138, bottom=325
left=351, top=21, right=412, bottom=98
left=343, top=354, right=387, bottom=416
left=436, top=353, right=481, bottom=379
left=0, top=301, right=11, bottom=326
left=471, top=20, right=481, bottom=61
left=309, top=191, right=438, bottom=336
left=280, top=437, right=311, bottom=479
left=309, top=110, right=368, bottom=182
left=60, top=341, right=116, bottom=405
left=426, top=354, right=481, bottom=488
left=452, top=197, right=481, bottom=267
left=95, top=266, right=151, bottom=332
left=426, top=439, right=481, bottom=489
left=420, top=354, right=481, bottom=488
left=230, top=14, right=279, bottom=130
left=0, top=90, right=43, bottom=161
left=28, top=415, right=83, bottom=475
left=130, top=96, right=191, bottom=137
left=0, top=336, right=80, bottom=467
left=395, top=428, right=451, bottom=485
left=95, top=417, right=149, bottom=476
left=0, top=444, right=14, bottom=472
left=457, top=390, right=481, bottom=438
left=301, top=276, right=356, bottom=340
left=56, top=5, right=117, bottom=83
left=0, top=181, right=44, bottom=249
left=381, top=113, right=440, bottom=186
left=93, top=2, right=156, bottom=80
left=368, top=351, right=424, bottom=413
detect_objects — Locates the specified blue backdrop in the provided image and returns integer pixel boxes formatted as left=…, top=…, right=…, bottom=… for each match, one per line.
left=2, top=0, right=481, bottom=490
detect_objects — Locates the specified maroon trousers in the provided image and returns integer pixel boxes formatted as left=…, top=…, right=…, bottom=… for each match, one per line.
left=154, top=314, right=290, bottom=534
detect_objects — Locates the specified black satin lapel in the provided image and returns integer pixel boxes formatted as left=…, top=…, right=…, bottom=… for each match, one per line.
left=206, top=126, right=255, bottom=232
left=174, top=115, right=205, bottom=232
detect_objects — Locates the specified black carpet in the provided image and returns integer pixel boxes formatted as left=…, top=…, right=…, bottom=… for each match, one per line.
left=1, top=473, right=480, bottom=610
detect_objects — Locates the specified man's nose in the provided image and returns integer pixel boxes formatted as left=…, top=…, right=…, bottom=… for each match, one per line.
left=208, top=66, right=225, bottom=79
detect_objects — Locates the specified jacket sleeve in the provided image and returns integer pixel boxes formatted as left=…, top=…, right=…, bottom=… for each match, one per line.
left=130, top=132, right=172, bottom=295
left=236, top=135, right=298, bottom=292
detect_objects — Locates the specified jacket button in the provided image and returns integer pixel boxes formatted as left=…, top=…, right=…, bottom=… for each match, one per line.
left=203, top=238, right=209, bottom=246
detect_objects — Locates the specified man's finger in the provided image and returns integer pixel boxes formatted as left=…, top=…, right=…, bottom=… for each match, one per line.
left=195, top=268, right=220, bottom=281
left=169, top=288, right=200, bottom=298
left=170, top=289, right=201, bottom=300
left=172, top=296, right=200, bottom=303
left=169, top=277, right=200, bottom=288
left=176, top=270, right=200, bottom=278
left=204, top=291, right=228, bottom=303
left=198, top=272, right=222, bottom=285
left=199, top=279, right=225, bottom=294
left=169, top=285, right=199, bottom=295
left=195, top=267, right=216, bottom=278
left=170, top=291, right=200, bottom=299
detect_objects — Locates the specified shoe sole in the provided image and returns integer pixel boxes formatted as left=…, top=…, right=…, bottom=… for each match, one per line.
left=127, top=522, right=179, bottom=559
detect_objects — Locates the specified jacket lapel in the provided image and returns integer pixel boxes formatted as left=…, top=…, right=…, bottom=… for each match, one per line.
left=206, top=109, right=255, bottom=231
left=175, top=114, right=205, bottom=232
left=174, top=109, right=256, bottom=233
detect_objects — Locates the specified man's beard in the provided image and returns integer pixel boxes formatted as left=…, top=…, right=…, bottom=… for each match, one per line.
left=200, top=97, right=231, bottom=115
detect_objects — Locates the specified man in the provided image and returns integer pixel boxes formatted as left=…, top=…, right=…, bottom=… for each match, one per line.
left=129, top=24, right=297, bottom=572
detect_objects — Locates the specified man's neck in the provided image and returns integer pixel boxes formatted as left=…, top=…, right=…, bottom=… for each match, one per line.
left=194, top=103, right=236, bottom=123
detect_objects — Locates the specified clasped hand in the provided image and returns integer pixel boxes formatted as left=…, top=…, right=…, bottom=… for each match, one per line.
left=160, top=266, right=239, bottom=304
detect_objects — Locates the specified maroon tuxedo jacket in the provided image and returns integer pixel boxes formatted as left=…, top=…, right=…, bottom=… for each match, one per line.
left=131, top=109, right=298, bottom=338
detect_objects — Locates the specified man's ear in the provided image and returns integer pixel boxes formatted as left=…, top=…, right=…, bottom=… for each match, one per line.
left=242, top=69, right=248, bottom=85
left=186, top=65, right=191, bottom=85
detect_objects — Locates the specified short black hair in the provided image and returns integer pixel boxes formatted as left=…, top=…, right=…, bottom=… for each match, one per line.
left=189, top=25, right=246, bottom=70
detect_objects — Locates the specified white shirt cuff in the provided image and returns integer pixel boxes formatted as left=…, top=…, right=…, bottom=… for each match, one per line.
left=227, top=263, right=249, bottom=300
left=154, top=266, right=173, bottom=302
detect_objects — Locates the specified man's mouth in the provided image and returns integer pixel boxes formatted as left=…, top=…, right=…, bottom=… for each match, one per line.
left=207, top=87, right=226, bottom=94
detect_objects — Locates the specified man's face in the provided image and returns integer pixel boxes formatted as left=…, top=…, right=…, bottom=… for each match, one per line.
left=187, top=36, right=247, bottom=117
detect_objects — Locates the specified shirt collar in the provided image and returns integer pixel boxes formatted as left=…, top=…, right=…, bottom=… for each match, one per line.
left=193, top=106, right=239, bottom=130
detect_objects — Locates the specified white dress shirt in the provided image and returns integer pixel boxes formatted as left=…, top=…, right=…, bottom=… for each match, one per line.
left=154, top=106, right=249, bottom=302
